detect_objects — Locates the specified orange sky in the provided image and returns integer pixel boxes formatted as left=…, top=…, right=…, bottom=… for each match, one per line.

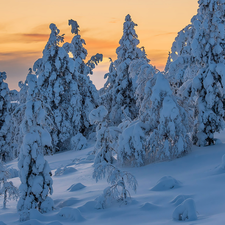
left=0, top=0, right=198, bottom=90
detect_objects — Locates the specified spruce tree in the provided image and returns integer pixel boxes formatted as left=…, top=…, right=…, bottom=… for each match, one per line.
left=102, top=14, right=149, bottom=126
left=17, top=74, right=53, bottom=221
left=64, top=19, right=102, bottom=137
left=191, top=0, right=225, bottom=146
left=147, top=72, right=191, bottom=161
left=0, top=72, right=13, bottom=161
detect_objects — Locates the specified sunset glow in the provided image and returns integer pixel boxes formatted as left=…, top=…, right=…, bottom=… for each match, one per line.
left=0, top=0, right=198, bottom=90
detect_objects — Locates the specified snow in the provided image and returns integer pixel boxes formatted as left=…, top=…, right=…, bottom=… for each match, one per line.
left=150, top=176, right=182, bottom=191
left=67, top=183, right=86, bottom=192
left=1, top=130, right=225, bottom=224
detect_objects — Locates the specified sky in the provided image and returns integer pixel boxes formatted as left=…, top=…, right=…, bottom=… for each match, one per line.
left=0, top=0, right=198, bottom=90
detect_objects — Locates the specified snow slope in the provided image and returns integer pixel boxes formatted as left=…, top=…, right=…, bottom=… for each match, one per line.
left=1, top=131, right=225, bottom=224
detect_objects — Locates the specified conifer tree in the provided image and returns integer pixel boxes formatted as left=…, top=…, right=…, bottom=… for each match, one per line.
left=17, top=74, right=53, bottom=221
left=0, top=72, right=13, bottom=161
left=147, top=72, right=191, bottom=161
left=102, top=14, right=149, bottom=126
left=191, top=0, right=225, bottom=146
left=64, top=19, right=102, bottom=137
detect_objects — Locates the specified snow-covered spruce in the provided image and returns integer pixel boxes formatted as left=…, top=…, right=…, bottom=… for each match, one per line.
left=166, top=23, right=197, bottom=93
left=172, top=198, right=197, bottom=221
left=191, top=0, right=225, bottom=146
left=64, top=19, right=102, bottom=138
left=0, top=160, right=19, bottom=209
left=93, top=162, right=138, bottom=209
left=89, top=106, right=120, bottom=165
left=147, top=72, right=191, bottom=162
left=0, top=72, right=15, bottom=161
left=101, top=14, right=149, bottom=126
left=17, top=74, right=53, bottom=221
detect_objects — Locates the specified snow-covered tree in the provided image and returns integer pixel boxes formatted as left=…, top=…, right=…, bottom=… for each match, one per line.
left=89, top=106, right=120, bottom=165
left=64, top=19, right=102, bottom=137
left=191, top=0, right=225, bottom=146
left=33, top=23, right=84, bottom=150
left=132, top=58, right=156, bottom=109
left=102, top=14, right=149, bottom=126
left=0, top=72, right=13, bottom=161
left=17, top=74, right=53, bottom=221
left=146, top=72, right=191, bottom=161
left=93, top=162, right=137, bottom=209
left=0, top=160, right=19, bottom=209
left=166, top=23, right=197, bottom=93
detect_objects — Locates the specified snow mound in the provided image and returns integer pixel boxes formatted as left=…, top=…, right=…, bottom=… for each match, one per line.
left=170, top=195, right=193, bottom=206
left=55, top=166, right=77, bottom=176
left=67, top=183, right=86, bottom=192
left=57, top=197, right=80, bottom=208
left=58, top=207, right=85, bottom=221
left=140, top=202, right=159, bottom=210
left=172, top=198, right=197, bottom=221
left=221, top=154, right=225, bottom=169
left=78, top=201, right=96, bottom=213
left=7, top=168, right=19, bottom=178
left=150, top=176, right=182, bottom=191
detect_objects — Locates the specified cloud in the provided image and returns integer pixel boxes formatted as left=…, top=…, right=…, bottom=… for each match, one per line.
left=109, top=18, right=121, bottom=24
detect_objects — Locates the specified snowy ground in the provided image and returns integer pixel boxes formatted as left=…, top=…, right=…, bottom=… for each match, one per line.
left=1, top=131, right=225, bottom=225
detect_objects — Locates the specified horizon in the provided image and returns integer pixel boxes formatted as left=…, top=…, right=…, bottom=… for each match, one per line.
left=0, top=0, right=198, bottom=91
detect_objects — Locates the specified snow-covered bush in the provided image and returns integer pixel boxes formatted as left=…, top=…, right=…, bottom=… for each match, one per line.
left=70, top=133, right=87, bottom=151
left=17, top=74, right=54, bottom=221
left=93, top=162, right=138, bottom=209
left=172, top=198, right=197, bottom=221
left=0, top=160, right=19, bottom=209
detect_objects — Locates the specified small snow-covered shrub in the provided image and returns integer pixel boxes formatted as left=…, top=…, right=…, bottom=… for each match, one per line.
left=0, top=160, right=19, bottom=209
left=58, top=207, right=85, bottom=221
left=70, top=133, right=87, bottom=151
left=150, top=176, right=182, bottom=191
left=93, top=162, right=138, bottom=209
left=172, top=198, right=197, bottom=221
